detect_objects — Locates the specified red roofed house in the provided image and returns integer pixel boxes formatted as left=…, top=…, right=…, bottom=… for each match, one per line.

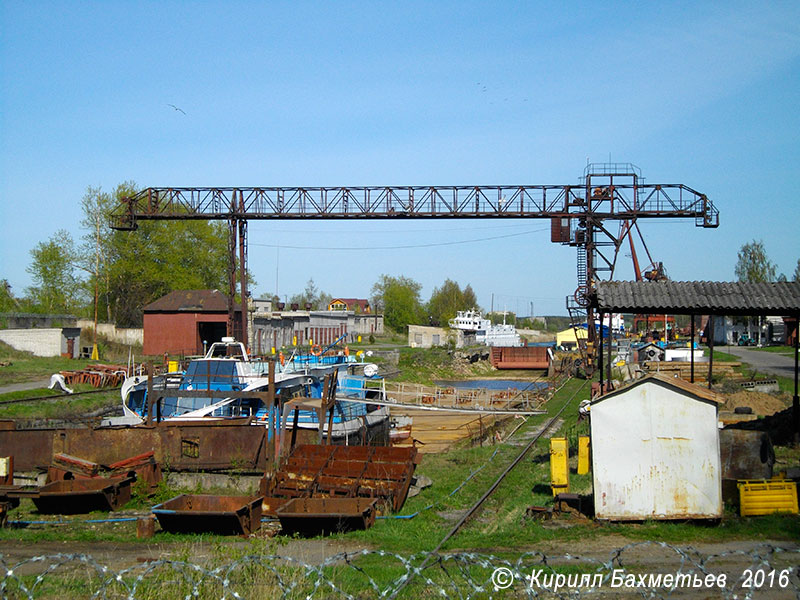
left=327, top=298, right=371, bottom=313
left=143, top=289, right=240, bottom=356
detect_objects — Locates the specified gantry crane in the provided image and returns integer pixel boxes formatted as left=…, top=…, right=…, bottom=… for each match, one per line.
left=111, top=163, right=718, bottom=356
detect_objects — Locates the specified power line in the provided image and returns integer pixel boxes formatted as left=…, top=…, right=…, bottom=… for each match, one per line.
left=248, top=221, right=538, bottom=235
left=249, top=228, right=549, bottom=251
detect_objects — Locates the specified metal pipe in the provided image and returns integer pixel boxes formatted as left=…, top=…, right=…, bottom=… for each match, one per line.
left=598, top=311, right=604, bottom=391
left=238, top=197, right=248, bottom=346
left=707, top=315, right=715, bottom=390
left=607, top=311, right=613, bottom=391
left=794, top=313, right=799, bottom=442
left=690, top=314, right=695, bottom=384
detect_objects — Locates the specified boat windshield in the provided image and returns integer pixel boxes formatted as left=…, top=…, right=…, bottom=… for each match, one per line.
left=184, top=360, right=240, bottom=387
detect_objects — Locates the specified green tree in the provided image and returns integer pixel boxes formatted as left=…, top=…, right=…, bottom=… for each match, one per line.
left=96, top=183, right=232, bottom=327
left=794, top=259, right=800, bottom=282
left=371, top=274, right=424, bottom=332
left=735, top=240, right=777, bottom=282
left=79, top=185, right=117, bottom=323
left=25, top=229, right=85, bottom=314
left=426, top=279, right=479, bottom=326
left=0, top=280, right=20, bottom=312
left=289, top=278, right=331, bottom=310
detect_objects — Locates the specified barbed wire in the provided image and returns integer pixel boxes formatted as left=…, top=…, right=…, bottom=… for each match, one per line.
left=1, top=541, right=798, bottom=599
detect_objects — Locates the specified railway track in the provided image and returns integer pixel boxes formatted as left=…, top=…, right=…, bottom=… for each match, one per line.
left=390, top=377, right=589, bottom=598
left=0, top=386, right=121, bottom=406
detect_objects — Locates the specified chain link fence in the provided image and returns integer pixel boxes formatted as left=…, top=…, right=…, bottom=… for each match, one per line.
left=1, top=541, right=798, bottom=599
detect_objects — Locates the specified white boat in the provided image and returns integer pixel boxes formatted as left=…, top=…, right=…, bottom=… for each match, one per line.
left=449, top=309, right=522, bottom=347
left=118, top=338, right=390, bottom=444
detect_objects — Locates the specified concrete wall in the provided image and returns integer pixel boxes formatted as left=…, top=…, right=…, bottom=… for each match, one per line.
left=76, top=319, right=143, bottom=346
left=0, top=313, right=76, bottom=329
left=252, top=310, right=384, bottom=354
left=408, top=325, right=461, bottom=348
left=0, top=328, right=80, bottom=358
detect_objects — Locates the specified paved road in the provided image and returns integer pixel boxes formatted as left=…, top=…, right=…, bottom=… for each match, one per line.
left=0, top=378, right=51, bottom=395
left=721, top=345, right=798, bottom=381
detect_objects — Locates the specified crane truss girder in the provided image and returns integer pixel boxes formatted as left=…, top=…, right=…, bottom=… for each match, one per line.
left=113, top=184, right=717, bottom=227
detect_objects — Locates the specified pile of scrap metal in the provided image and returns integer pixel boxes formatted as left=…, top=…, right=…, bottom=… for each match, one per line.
left=0, top=451, right=162, bottom=521
left=259, top=444, right=419, bottom=535
left=60, top=364, right=128, bottom=388
left=46, top=451, right=162, bottom=492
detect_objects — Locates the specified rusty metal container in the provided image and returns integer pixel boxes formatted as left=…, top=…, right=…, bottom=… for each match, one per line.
left=31, top=477, right=132, bottom=514
left=261, top=496, right=291, bottom=518
left=720, top=429, right=774, bottom=480
left=152, top=494, right=263, bottom=535
left=490, top=346, right=550, bottom=369
left=276, top=497, right=378, bottom=535
left=137, top=515, right=155, bottom=538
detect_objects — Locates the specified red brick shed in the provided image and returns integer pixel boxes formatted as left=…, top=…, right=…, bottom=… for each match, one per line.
left=143, top=290, right=239, bottom=356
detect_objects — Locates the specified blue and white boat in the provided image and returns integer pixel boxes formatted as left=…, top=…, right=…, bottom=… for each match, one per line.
left=120, top=338, right=390, bottom=444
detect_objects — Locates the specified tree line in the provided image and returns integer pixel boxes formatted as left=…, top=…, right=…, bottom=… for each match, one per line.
left=3, top=183, right=797, bottom=334
left=4, top=183, right=231, bottom=327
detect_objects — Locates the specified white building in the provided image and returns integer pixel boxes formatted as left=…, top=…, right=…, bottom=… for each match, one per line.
left=590, top=374, right=723, bottom=520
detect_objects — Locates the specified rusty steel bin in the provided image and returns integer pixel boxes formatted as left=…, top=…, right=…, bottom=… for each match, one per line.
left=152, top=494, right=263, bottom=535
left=31, top=477, right=132, bottom=514
left=276, top=497, right=378, bottom=536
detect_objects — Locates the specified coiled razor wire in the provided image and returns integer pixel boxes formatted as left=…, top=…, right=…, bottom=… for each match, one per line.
left=1, top=541, right=798, bottom=599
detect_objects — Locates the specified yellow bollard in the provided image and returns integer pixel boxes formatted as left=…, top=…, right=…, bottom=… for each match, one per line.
left=550, top=437, right=569, bottom=496
left=358, top=335, right=362, bottom=343
left=577, top=436, right=590, bottom=475
left=293, top=336, right=297, bottom=346
left=271, top=347, right=276, bottom=355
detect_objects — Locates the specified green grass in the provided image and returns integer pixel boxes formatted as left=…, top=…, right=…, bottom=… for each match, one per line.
left=392, top=345, right=544, bottom=385
left=749, top=345, right=798, bottom=356
left=0, top=338, right=139, bottom=386
left=713, top=348, right=798, bottom=394
left=0, top=385, right=120, bottom=419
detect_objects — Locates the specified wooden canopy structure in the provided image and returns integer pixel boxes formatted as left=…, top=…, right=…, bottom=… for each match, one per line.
left=591, top=281, right=800, bottom=438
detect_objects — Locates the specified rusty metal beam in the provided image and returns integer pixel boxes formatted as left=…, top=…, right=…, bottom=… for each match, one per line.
left=112, top=183, right=716, bottom=226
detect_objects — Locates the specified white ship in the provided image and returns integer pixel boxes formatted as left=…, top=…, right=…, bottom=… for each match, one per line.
left=449, top=309, right=521, bottom=347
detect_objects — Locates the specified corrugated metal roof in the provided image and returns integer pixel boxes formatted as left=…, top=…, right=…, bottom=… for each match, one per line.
left=143, top=289, right=230, bottom=313
left=593, top=281, right=800, bottom=315
left=592, top=373, right=724, bottom=406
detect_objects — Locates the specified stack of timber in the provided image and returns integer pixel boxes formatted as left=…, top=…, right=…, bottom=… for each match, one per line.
left=641, top=360, right=740, bottom=382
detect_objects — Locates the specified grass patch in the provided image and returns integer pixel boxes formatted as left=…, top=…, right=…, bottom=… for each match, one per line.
left=750, top=346, right=798, bottom=356
left=0, top=386, right=119, bottom=419
left=392, top=345, right=539, bottom=385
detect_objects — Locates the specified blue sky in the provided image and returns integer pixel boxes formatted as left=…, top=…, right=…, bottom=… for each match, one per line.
left=1, top=1, right=799, bottom=316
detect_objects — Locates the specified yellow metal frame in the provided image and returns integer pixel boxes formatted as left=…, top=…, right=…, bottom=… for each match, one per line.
left=737, top=479, right=799, bottom=517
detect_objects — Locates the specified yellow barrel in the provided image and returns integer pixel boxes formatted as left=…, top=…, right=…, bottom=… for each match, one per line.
left=577, top=436, right=590, bottom=475
left=550, top=437, right=569, bottom=496
left=167, top=360, right=179, bottom=373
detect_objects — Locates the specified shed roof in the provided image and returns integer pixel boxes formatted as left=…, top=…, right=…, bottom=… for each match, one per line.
left=143, top=289, right=231, bottom=313
left=592, top=281, right=800, bottom=316
left=591, top=373, right=724, bottom=406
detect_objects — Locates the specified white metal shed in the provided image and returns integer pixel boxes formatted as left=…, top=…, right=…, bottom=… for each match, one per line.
left=590, top=374, right=723, bottom=520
